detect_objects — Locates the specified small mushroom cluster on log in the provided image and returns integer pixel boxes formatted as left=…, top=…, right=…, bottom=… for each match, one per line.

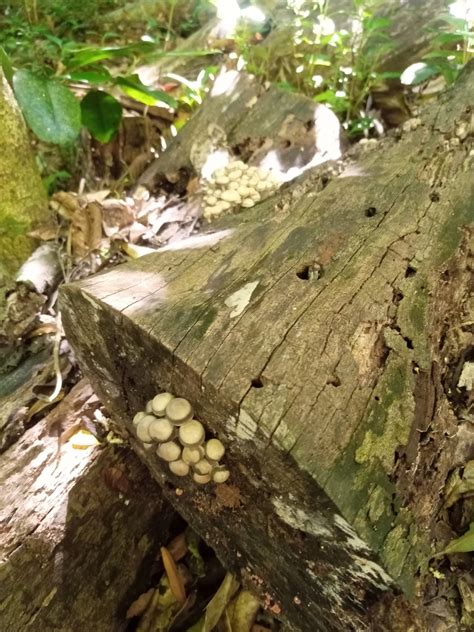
left=202, top=160, right=281, bottom=221
left=133, top=392, right=229, bottom=484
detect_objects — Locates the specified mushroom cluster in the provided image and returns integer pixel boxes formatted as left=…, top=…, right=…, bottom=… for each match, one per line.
left=202, top=160, right=280, bottom=221
left=133, top=392, right=230, bottom=485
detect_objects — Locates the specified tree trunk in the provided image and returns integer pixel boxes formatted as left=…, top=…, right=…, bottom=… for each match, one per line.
left=0, top=69, right=48, bottom=287
left=0, top=380, right=175, bottom=631
left=59, top=62, right=474, bottom=631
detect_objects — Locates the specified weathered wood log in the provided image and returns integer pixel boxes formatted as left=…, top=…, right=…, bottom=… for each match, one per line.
left=137, top=70, right=344, bottom=192
left=60, top=62, right=474, bottom=631
left=0, top=381, right=175, bottom=631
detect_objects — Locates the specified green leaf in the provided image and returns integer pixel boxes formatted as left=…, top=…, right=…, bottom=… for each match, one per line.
left=116, top=74, right=177, bottom=108
left=80, top=90, right=122, bottom=143
left=0, top=46, right=13, bottom=86
left=442, top=523, right=474, bottom=555
left=66, top=42, right=156, bottom=68
left=13, top=69, right=81, bottom=145
left=203, top=573, right=240, bottom=632
left=66, top=69, right=113, bottom=84
left=400, top=62, right=440, bottom=86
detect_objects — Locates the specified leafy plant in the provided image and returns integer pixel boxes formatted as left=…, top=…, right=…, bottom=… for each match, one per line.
left=13, top=69, right=81, bottom=144
left=401, top=1, right=474, bottom=88
left=235, top=0, right=396, bottom=136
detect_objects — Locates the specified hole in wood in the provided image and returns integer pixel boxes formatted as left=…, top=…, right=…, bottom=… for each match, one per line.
left=405, top=266, right=417, bottom=278
left=365, top=206, right=377, bottom=217
left=251, top=378, right=264, bottom=388
left=327, top=376, right=341, bottom=387
left=296, top=264, right=322, bottom=281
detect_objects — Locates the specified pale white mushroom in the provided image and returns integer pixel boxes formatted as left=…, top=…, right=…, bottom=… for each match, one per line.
left=206, top=195, right=218, bottom=205
left=221, top=190, right=241, bottom=204
left=136, top=415, right=156, bottom=442
left=194, top=459, right=214, bottom=475
left=166, top=397, right=193, bottom=425
left=205, top=438, right=225, bottom=461
left=256, top=181, right=267, bottom=192
left=228, top=181, right=240, bottom=190
left=133, top=411, right=146, bottom=426
left=241, top=199, right=255, bottom=208
left=214, top=168, right=226, bottom=178
left=182, top=445, right=205, bottom=465
left=157, top=441, right=182, bottom=462
left=169, top=460, right=190, bottom=476
left=228, top=170, right=242, bottom=180
left=193, top=472, right=212, bottom=484
left=149, top=418, right=174, bottom=442
left=152, top=392, right=174, bottom=416
left=238, top=186, right=250, bottom=196
left=216, top=176, right=230, bottom=185
left=229, top=160, right=245, bottom=170
left=179, top=419, right=205, bottom=446
left=145, top=400, right=153, bottom=413
left=213, top=468, right=230, bottom=483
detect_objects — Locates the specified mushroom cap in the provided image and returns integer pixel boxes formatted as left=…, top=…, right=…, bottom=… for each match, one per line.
left=152, top=392, right=174, bottom=416
left=193, top=472, right=212, bottom=484
left=169, top=460, right=190, bottom=476
left=182, top=445, right=204, bottom=465
left=212, top=468, right=230, bottom=484
left=205, top=438, right=225, bottom=461
left=241, top=198, right=255, bottom=208
left=136, top=415, right=156, bottom=443
left=133, top=411, right=146, bottom=426
left=145, top=400, right=154, bottom=413
left=179, top=419, right=205, bottom=446
left=157, top=441, right=182, bottom=462
left=166, top=397, right=193, bottom=425
left=194, top=458, right=214, bottom=475
left=221, top=190, right=241, bottom=203
left=148, top=418, right=174, bottom=442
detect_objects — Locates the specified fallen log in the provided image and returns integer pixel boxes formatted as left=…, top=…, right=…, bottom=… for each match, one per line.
left=60, top=62, right=474, bottom=631
left=0, top=381, right=175, bottom=631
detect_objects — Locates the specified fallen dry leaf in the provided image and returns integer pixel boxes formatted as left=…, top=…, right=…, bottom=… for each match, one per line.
left=103, top=465, right=132, bottom=495
left=161, top=546, right=187, bottom=605
left=166, top=532, right=189, bottom=562
left=126, top=588, right=155, bottom=619
left=70, top=201, right=103, bottom=261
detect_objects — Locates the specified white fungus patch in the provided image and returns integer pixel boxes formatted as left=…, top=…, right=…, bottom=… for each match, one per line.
left=272, top=497, right=333, bottom=539
left=225, top=281, right=259, bottom=318
left=333, top=514, right=372, bottom=553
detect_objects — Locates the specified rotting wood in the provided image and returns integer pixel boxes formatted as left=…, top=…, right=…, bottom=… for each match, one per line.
left=60, top=63, right=474, bottom=631
left=137, top=70, right=344, bottom=193
left=0, top=382, right=175, bottom=632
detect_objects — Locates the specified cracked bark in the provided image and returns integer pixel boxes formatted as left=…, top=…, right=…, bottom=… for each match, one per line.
left=60, top=63, right=474, bottom=631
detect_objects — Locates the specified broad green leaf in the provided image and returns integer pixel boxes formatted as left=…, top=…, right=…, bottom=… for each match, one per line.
left=203, top=573, right=239, bottom=632
left=116, top=74, right=177, bottom=108
left=66, top=69, right=113, bottom=84
left=442, top=523, right=474, bottom=555
left=0, top=46, right=13, bottom=86
left=13, top=70, right=81, bottom=144
left=400, top=62, right=440, bottom=86
left=80, top=90, right=122, bottom=143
